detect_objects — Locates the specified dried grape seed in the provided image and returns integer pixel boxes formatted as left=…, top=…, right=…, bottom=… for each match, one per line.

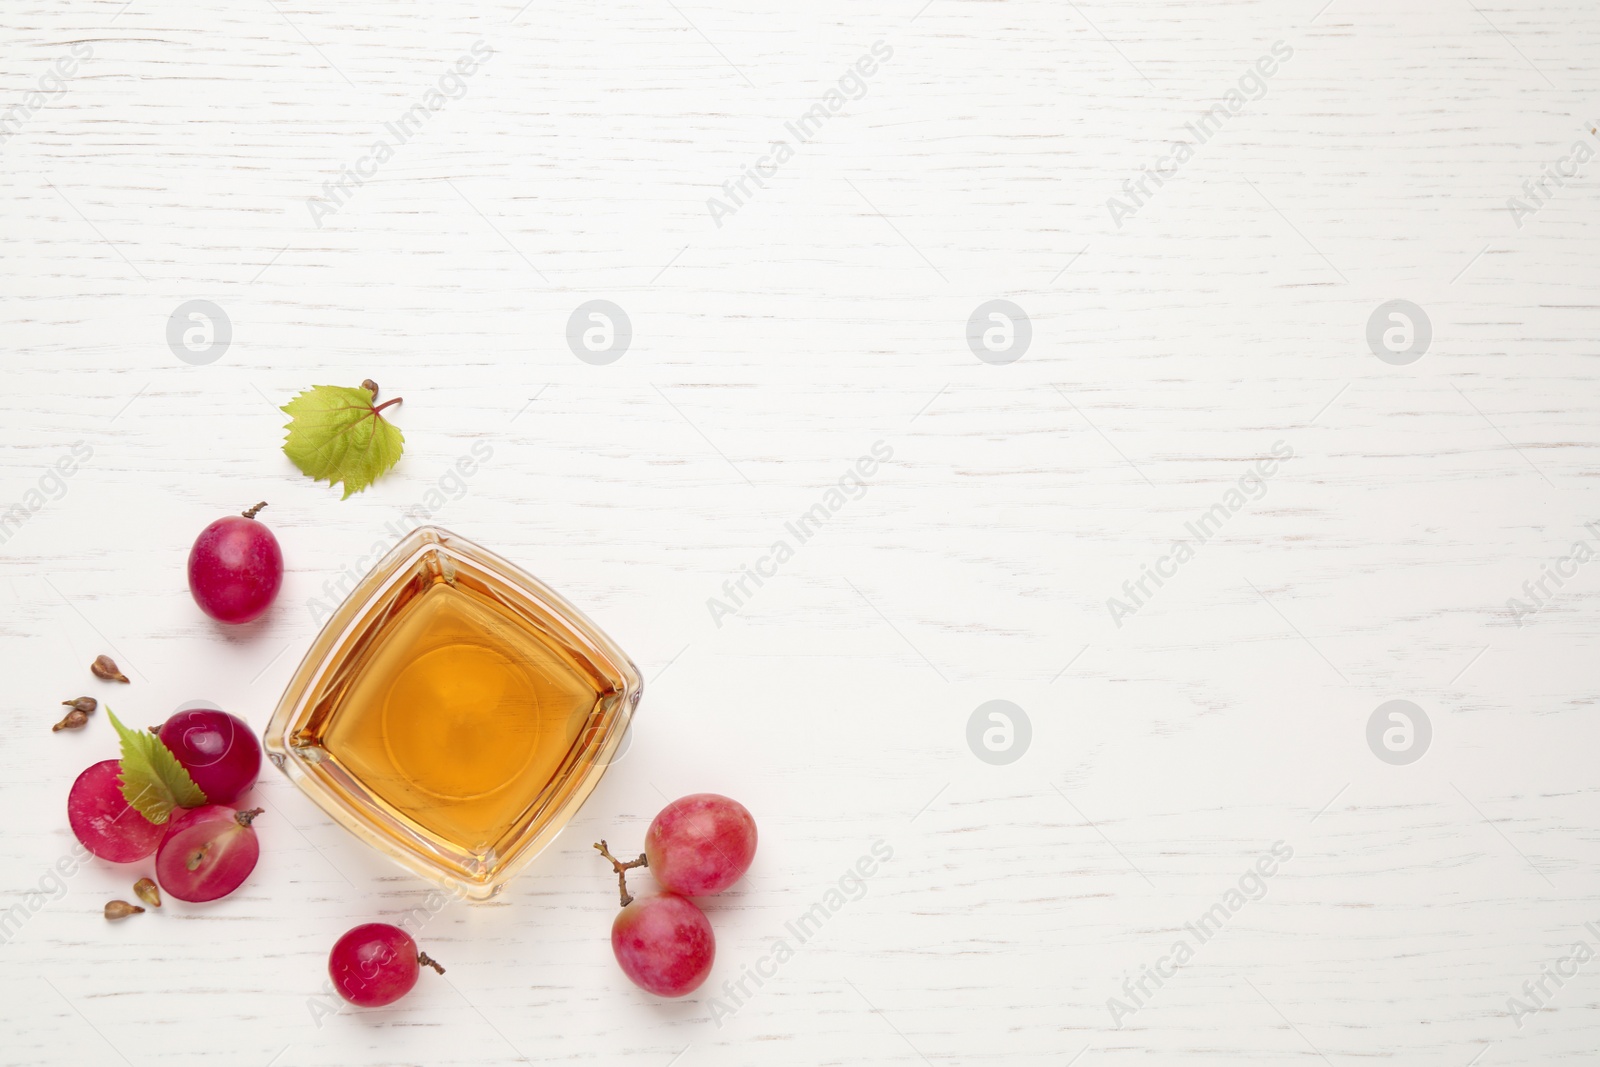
left=104, top=900, right=144, bottom=921
left=133, top=878, right=161, bottom=908
left=91, top=655, right=129, bottom=683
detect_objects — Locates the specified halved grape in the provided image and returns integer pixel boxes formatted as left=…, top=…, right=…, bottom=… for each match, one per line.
left=157, top=708, right=261, bottom=804
left=612, top=893, right=715, bottom=997
left=188, top=505, right=283, bottom=624
left=155, top=804, right=262, bottom=902
left=68, top=760, right=164, bottom=862
left=645, top=793, right=757, bottom=896
left=329, top=923, right=444, bottom=1007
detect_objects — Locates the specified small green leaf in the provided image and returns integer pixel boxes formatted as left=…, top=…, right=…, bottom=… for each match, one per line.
left=106, top=706, right=206, bottom=825
left=281, top=384, right=405, bottom=499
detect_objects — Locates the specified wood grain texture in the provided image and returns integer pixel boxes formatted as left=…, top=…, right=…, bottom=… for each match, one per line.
left=2, top=0, right=1599, bottom=1063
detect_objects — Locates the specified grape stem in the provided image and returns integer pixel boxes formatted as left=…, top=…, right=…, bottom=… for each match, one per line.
left=241, top=502, right=268, bottom=519
left=235, top=807, right=265, bottom=828
left=374, top=397, right=403, bottom=415
left=594, top=840, right=648, bottom=907
left=417, top=951, right=446, bottom=976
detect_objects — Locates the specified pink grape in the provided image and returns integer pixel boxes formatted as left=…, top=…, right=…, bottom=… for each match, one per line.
left=329, top=923, right=444, bottom=1007
left=155, top=804, right=262, bottom=902
left=67, top=760, right=164, bottom=862
left=188, top=505, right=283, bottom=624
left=157, top=708, right=261, bottom=804
left=611, top=894, right=714, bottom=997
left=645, top=793, right=757, bottom=896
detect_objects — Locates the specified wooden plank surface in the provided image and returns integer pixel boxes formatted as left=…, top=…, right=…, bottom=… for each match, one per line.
left=2, top=0, right=1599, bottom=1063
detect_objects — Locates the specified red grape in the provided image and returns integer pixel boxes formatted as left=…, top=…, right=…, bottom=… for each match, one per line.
left=611, top=894, right=715, bottom=997
left=157, top=708, right=261, bottom=804
left=67, top=760, right=164, bottom=862
left=329, top=923, right=444, bottom=1007
left=188, top=504, right=283, bottom=624
left=645, top=793, right=757, bottom=896
left=155, top=804, right=262, bottom=902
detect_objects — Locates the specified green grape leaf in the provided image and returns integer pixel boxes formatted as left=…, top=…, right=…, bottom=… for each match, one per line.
left=106, top=706, right=206, bottom=825
left=281, top=384, right=405, bottom=499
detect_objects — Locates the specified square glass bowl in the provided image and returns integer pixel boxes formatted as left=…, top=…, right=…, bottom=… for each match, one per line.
left=265, top=527, right=641, bottom=900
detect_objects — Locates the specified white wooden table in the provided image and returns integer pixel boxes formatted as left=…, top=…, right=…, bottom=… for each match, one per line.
left=3, top=0, right=1598, bottom=1063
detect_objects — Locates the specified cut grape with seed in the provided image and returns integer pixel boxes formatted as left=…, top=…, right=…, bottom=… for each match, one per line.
left=155, top=804, right=263, bottom=902
left=329, top=923, right=445, bottom=1008
left=156, top=708, right=261, bottom=804
left=68, top=760, right=165, bottom=862
left=645, top=793, right=757, bottom=896
left=188, top=502, right=284, bottom=624
left=596, top=841, right=714, bottom=997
